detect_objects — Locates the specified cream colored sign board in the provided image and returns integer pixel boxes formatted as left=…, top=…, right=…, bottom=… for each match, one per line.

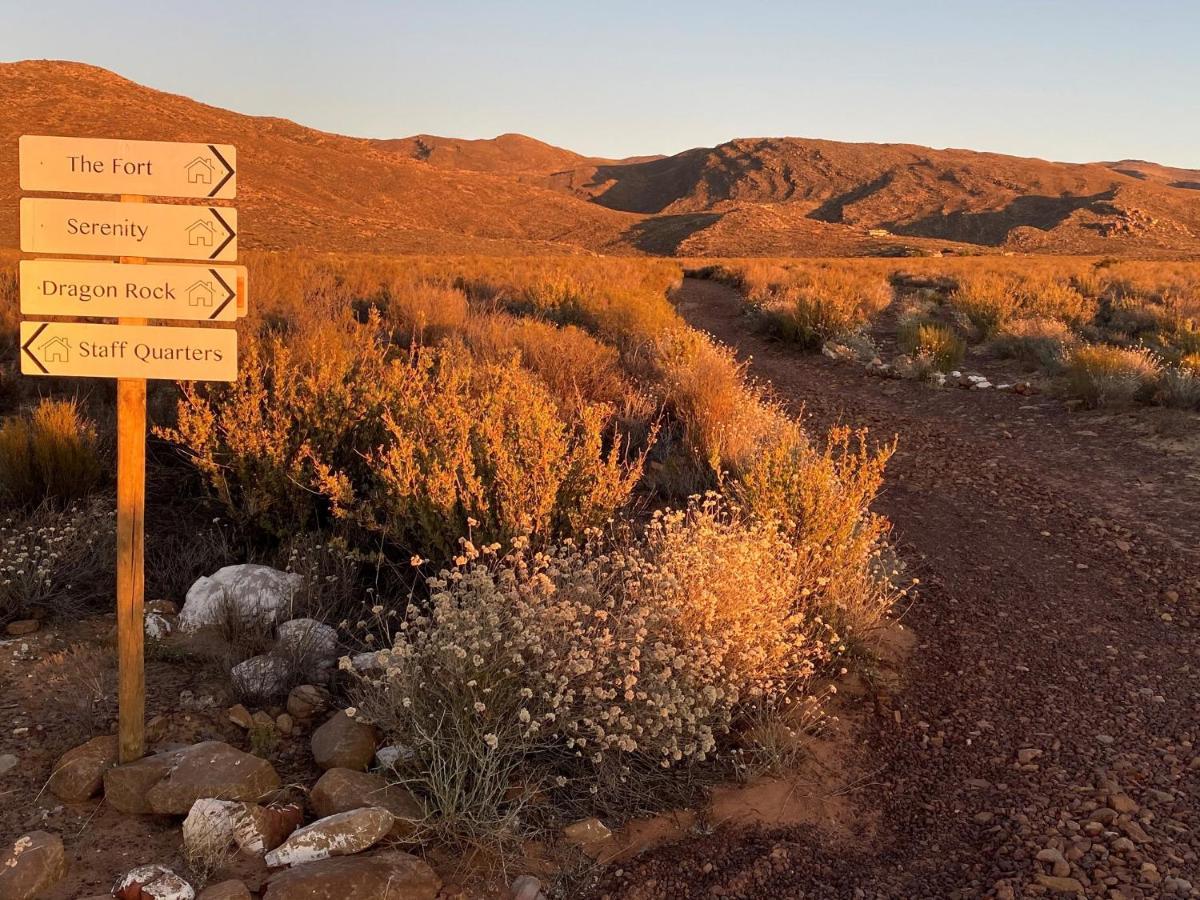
left=21, top=321, right=237, bottom=381
left=20, top=259, right=245, bottom=322
left=21, top=198, right=238, bottom=262
left=20, top=135, right=236, bottom=199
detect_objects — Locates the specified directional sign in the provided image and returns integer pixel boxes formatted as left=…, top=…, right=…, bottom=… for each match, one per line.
left=20, top=321, right=237, bottom=381
left=21, top=198, right=237, bottom=262
left=20, top=259, right=245, bottom=322
left=20, top=135, right=236, bottom=199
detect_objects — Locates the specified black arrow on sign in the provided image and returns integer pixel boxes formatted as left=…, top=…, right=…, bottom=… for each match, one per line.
left=208, top=268, right=236, bottom=320
left=21, top=323, right=50, bottom=374
left=207, top=144, right=235, bottom=198
left=208, top=207, right=236, bottom=260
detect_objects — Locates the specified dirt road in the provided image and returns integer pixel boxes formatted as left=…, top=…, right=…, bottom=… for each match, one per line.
left=604, top=279, right=1200, bottom=899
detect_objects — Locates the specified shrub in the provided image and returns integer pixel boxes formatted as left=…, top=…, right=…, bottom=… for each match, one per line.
left=1066, top=345, right=1161, bottom=408
left=1156, top=366, right=1200, bottom=410
left=0, top=500, right=114, bottom=624
left=352, top=497, right=844, bottom=845
left=949, top=272, right=1013, bottom=338
left=898, top=319, right=965, bottom=373
left=993, top=317, right=1076, bottom=371
left=0, top=399, right=102, bottom=506
left=741, top=265, right=892, bottom=349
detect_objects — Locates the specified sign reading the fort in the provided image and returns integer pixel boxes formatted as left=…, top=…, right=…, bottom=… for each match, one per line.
left=19, top=135, right=236, bottom=199
left=20, top=197, right=238, bottom=261
left=19, top=259, right=245, bottom=321
left=20, top=321, right=238, bottom=381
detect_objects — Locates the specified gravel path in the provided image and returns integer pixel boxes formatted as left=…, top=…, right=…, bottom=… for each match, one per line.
left=602, top=278, right=1200, bottom=899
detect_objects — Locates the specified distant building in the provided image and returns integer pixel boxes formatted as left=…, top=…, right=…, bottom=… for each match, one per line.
left=868, top=228, right=891, bottom=237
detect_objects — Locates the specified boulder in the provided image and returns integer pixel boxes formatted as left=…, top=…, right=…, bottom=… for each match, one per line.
left=113, top=864, right=195, bottom=900
left=263, top=807, right=395, bottom=868
left=277, top=618, right=338, bottom=661
left=48, top=734, right=118, bottom=802
left=231, top=654, right=292, bottom=699
left=104, top=741, right=281, bottom=815
left=263, top=850, right=440, bottom=899
left=183, top=798, right=303, bottom=856
left=145, top=612, right=174, bottom=640
left=227, top=704, right=255, bottom=730
left=5, top=619, right=39, bottom=636
left=0, top=831, right=67, bottom=900
left=309, top=768, right=422, bottom=838
left=179, top=564, right=303, bottom=632
left=311, top=711, right=378, bottom=771
left=286, top=684, right=331, bottom=720
left=198, top=882, right=252, bottom=900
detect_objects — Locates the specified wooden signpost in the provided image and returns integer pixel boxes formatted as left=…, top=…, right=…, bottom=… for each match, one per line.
left=17, top=135, right=243, bottom=764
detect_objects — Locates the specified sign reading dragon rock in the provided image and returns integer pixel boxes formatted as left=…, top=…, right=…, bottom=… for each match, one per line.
left=20, top=197, right=238, bottom=261
left=20, top=321, right=237, bottom=381
left=19, top=135, right=236, bottom=199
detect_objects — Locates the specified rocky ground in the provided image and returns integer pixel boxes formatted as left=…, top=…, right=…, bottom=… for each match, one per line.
left=595, top=279, right=1200, bottom=899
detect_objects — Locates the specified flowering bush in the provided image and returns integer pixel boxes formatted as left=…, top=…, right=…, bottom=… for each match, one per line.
left=351, top=496, right=870, bottom=840
left=0, top=500, right=114, bottom=623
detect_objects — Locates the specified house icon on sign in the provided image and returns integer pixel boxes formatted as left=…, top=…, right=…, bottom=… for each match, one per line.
left=39, top=336, right=70, bottom=363
left=186, top=157, right=215, bottom=185
left=187, top=220, right=217, bottom=247
left=187, top=281, right=216, bottom=307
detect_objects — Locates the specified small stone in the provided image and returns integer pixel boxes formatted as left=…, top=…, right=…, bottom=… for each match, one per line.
left=1035, top=873, right=1085, bottom=894
left=276, top=618, right=338, bottom=662
left=311, top=711, right=378, bottom=772
left=562, top=817, right=616, bottom=859
left=146, top=715, right=169, bottom=743
left=1111, top=836, right=1135, bottom=854
left=48, top=734, right=118, bottom=802
left=113, top=864, right=195, bottom=900
left=1017, top=748, right=1042, bottom=765
left=973, top=811, right=994, bottom=824
left=0, top=831, right=67, bottom=900
left=285, top=684, right=331, bottom=720
left=5, top=619, right=39, bottom=636
left=1109, top=792, right=1139, bottom=814
left=0, top=753, right=18, bottom=776
left=511, top=874, right=546, bottom=900
left=1037, top=848, right=1066, bottom=866
left=252, top=710, right=276, bottom=729
left=145, top=612, right=174, bottom=640
left=145, top=599, right=179, bottom=616
left=264, top=807, right=395, bottom=867
left=228, top=704, right=255, bottom=730
left=183, top=798, right=303, bottom=857
left=275, top=714, right=294, bottom=736
left=375, top=744, right=415, bottom=770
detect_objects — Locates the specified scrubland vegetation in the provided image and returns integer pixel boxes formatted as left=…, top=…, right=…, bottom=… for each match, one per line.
left=0, top=250, right=902, bottom=859
left=703, top=255, right=1200, bottom=410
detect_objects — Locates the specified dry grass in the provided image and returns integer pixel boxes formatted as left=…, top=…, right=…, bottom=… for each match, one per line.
left=1066, top=345, right=1161, bottom=408
left=0, top=398, right=103, bottom=507
left=898, top=319, right=965, bottom=373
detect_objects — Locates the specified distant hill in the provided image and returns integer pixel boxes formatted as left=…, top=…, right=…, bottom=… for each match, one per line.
left=2, top=61, right=1198, bottom=257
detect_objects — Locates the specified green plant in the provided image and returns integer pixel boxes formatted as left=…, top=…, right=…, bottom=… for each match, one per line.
left=898, top=319, right=965, bottom=372
left=1066, top=344, right=1160, bottom=408
left=0, top=398, right=102, bottom=506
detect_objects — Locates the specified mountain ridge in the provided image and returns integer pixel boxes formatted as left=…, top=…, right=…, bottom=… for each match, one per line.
left=2, top=60, right=1198, bottom=257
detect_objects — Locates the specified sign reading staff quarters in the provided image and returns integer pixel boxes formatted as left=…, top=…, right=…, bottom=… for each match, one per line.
left=20, top=259, right=246, bottom=322
left=21, top=198, right=237, bottom=262
left=17, top=133, right=243, bottom=767
left=20, top=321, right=237, bottom=381
left=19, top=135, right=236, bottom=199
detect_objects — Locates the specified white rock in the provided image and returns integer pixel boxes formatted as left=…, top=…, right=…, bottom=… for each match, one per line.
left=350, top=651, right=384, bottom=674
left=145, top=613, right=174, bottom=640
left=277, top=618, right=338, bottom=659
left=949, top=370, right=962, bottom=378
left=971, top=381, right=992, bottom=390
left=178, top=564, right=304, bottom=632
left=512, top=874, right=547, bottom=900
left=966, top=374, right=987, bottom=383
left=182, top=798, right=238, bottom=855
left=374, top=745, right=416, bottom=770
left=997, top=383, right=1014, bottom=390
left=263, top=807, right=395, bottom=867
left=113, top=864, right=195, bottom=900
left=0, top=753, right=17, bottom=776
left=230, top=654, right=292, bottom=698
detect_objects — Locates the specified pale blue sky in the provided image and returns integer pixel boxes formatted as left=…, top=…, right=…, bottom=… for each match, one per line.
left=6, top=0, right=1197, bottom=167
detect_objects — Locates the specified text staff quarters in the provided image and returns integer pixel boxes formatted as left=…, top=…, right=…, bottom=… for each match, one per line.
left=20, top=135, right=236, bottom=199
left=20, top=321, right=237, bottom=381
left=20, top=198, right=237, bottom=262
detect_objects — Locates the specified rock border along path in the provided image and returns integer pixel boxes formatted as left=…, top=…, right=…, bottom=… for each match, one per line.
left=600, top=278, right=1200, bottom=899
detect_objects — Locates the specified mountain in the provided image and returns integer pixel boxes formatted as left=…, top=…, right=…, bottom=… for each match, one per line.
left=2, top=61, right=1198, bottom=257
left=0, top=61, right=638, bottom=256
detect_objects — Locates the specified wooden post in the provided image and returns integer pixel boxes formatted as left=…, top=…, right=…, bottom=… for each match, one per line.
left=117, top=195, right=148, bottom=764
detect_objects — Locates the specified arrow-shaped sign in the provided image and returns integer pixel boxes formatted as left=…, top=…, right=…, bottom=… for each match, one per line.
left=20, top=198, right=238, bottom=262
left=20, top=320, right=237, bottom=381
left=20, top=135, right=236, bottom=199
left=19, top=259, right=246, bottom=322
